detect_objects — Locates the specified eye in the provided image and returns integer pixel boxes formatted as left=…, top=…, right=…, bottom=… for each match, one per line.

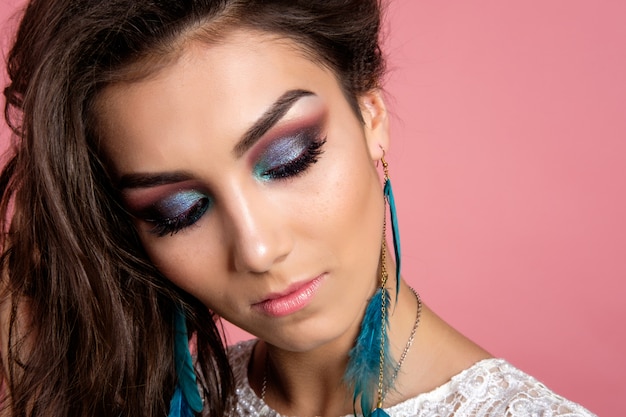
left=142, top=190, right=211, bottom=237
left=254, top=126, right=326, bottom=181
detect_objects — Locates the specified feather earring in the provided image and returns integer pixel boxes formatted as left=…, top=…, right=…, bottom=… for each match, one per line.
left=168, top=306, right=203, bottom=417
left=344, top=237, right=396, bottom=417
left=382, top=156, right=401, bottom=299
left=343, top=153, right=400, bottom=417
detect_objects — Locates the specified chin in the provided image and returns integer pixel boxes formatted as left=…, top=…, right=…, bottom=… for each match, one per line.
left=265, top=320, right=355, bottom=354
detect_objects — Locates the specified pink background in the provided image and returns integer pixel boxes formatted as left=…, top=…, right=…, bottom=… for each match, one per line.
left=2, top=1, right=624, bottom=415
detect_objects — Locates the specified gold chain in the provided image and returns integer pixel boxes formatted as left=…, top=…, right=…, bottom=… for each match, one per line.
left=377, top=153, right=391, bottom=408
left=383, top=287, right=422, bottom=401
left=377, top=230, right=388, bottom=408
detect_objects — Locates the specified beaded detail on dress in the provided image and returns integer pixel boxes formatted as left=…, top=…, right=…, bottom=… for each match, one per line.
left=227, top=340, right=595, bottom=417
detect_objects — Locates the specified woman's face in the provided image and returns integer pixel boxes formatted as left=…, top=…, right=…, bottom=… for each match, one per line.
left=97, top=29, right=390, bottom=351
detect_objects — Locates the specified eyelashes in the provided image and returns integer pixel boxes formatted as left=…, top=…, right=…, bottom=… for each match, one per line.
left=141, top=127, right=326, bottom=237
left=261, top=138, right=325, bottom=179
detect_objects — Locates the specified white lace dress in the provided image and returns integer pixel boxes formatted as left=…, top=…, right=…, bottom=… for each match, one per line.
left=228, top=340, right=595, bottom=417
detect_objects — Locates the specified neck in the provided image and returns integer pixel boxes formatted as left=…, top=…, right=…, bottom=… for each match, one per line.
left=251, top=279, right=421, bottom=416
left=257, top=338, right=355, bottom=416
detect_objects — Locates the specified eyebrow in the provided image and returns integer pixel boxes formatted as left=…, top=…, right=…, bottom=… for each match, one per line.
left=233, top=89, right=314, bottom=157
left=118, top=89, right=314, bottom=190
left=118, top=171, right=193, bottom=190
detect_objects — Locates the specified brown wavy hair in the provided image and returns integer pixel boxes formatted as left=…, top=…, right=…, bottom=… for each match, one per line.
left=0, top=0, right=385, bottom=416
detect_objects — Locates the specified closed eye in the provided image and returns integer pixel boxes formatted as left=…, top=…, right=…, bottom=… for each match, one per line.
left=254, top=124, right=326, bottom=181
left=139, top=190, right=211, bottom=237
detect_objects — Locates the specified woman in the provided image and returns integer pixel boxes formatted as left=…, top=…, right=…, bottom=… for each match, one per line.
left=1, top=0, right=595, bottom=416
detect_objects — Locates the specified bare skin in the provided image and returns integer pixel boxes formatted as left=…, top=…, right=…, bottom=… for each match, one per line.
left=97, top=28, right=491, bottom=416
left=250, top=280, right=490, bottom=415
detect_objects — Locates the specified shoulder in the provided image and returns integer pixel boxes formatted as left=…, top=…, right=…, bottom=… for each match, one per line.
left=453, top=359, right=595, bottom=416
left=387, top=359, right=596, bottom=417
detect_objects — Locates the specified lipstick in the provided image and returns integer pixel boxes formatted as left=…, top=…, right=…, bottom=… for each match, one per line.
left=254, top=275, right=324, bottom=317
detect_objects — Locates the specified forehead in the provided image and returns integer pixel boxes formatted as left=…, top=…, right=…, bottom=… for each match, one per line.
left=95, top=29, right=342, bottom=175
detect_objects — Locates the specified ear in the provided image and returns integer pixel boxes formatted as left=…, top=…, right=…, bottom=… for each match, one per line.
left=358, top=89, right=390, bottom=160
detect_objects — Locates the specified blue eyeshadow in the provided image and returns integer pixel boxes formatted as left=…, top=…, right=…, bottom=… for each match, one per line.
left=154, top=190, right=207, bottom=218
left=254, top=131, right=313, bottom=179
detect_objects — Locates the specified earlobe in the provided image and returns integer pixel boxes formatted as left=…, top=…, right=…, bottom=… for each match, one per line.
left=358, top=89, right=390, bottom=160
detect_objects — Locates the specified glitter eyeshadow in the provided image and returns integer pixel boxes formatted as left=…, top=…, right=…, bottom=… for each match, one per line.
left=151, top=189, right=207, bottom=219
left=253, top=130, right=314, bottom=180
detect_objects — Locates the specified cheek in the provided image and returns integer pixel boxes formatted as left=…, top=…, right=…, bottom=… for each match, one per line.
left=315, top=150, right=384, bottom=264
left=315, top=115, right=384, bottom=246
left=137, top=227, right=226, bottom=298
left=347, top=182, right=383, bottom=254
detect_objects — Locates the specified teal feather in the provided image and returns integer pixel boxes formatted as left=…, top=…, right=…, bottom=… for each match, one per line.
left=168, top=307, right=203, bottom=417
left=343, top=289, right=396, bottom=417
left=372, top=408, right=391, bottom=417
left=168, top=386, right=195, bottom=417
left=384, top=178, right=401, bottom=299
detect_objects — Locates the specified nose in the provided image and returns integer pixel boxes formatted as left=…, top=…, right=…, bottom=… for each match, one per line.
left=224, top=186, right=294, bottom=274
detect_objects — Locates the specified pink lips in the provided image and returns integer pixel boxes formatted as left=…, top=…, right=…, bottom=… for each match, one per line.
left=254, top=275, right=324, bottom=317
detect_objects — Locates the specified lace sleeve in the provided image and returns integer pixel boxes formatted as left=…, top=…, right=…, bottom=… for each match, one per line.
left=386, top=359, right=596, bottom=417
